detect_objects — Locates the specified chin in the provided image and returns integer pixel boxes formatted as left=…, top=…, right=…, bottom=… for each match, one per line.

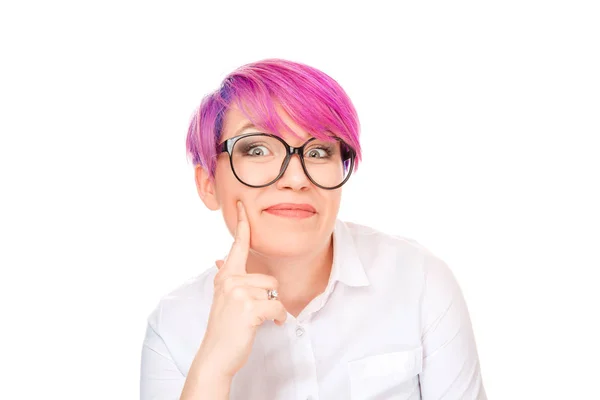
left=250, top=230, right=319, bottom=258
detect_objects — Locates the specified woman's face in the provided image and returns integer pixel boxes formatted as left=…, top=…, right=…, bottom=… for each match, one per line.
left=203, top=104, right=343, bottom=258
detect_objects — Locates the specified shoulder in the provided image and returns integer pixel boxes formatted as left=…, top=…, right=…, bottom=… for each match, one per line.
left=342, top=220, right=439, bottom=263
left=341, top=221, right=466, bottom=321
left=340, top=220, right=453, bottom=283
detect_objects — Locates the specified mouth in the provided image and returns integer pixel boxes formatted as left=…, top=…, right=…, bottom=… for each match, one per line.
left=263, top=203, right=317, bottom=219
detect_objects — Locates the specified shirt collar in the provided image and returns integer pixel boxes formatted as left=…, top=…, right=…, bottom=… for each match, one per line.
left=329, top=219, right=370, bottom=287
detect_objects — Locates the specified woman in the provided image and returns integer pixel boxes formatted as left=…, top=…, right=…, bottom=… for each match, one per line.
left=140, top=59, right=486, bottom=399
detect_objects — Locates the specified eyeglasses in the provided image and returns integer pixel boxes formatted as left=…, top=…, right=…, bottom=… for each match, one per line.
left=219, top=133, right=355, bottom=190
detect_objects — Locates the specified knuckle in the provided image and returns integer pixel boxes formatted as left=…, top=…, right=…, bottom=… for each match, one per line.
left=260, top=276, right=278, bottom=289
left=276, top=300, right=286, bottom=312
left=268, top=277, right=279, bottom=288
left=229, top=286, right=247, bottom=300
left=221, top=276, right=237, bottom=294
left=242, top=298, right=256, bottom=313
left=213, top=271, right=224, bottom=286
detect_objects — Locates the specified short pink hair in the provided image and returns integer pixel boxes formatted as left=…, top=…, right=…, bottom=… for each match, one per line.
left=185, top=59, right=362, bottom=177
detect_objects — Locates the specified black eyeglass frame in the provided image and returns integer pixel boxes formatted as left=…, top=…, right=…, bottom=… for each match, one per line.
left=219, top=133, right=356, bottom=190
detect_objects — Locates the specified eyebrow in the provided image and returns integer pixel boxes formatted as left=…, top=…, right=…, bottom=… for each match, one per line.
left=232, top=122, right=336, bottom=142
left=235, top=122, right=260, bottom=136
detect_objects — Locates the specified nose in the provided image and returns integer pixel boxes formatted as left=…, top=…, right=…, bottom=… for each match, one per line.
left=275, top=154, right=310, bottom=191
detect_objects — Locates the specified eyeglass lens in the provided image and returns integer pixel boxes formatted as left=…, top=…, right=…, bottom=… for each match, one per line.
left=230, top=134, right=352, bottom=188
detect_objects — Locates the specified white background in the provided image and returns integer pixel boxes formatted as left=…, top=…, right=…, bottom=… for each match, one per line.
left=1, top=1, right=599, bottom=399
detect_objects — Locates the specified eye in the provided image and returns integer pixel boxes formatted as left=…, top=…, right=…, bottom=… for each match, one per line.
left=246, top=145, right=271, bottom=157
left=306, top=148, right=330, bottom=158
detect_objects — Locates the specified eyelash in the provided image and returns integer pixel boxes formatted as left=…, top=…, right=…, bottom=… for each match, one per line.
left=239, top=142, right=334, bottom=154
left=306, top=146, right=334, bottom=156
left=239, top=142, right=269, bottom=153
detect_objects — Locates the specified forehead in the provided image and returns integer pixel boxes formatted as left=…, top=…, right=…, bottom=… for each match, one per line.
left=220, top=103, right=313, bottom=144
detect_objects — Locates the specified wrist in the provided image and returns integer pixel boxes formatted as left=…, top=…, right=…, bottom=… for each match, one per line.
left=181, top=354, right=233, bottom=400
left=193, top=345, right=235, bottom=382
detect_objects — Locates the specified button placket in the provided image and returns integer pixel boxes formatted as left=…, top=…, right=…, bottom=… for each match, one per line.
left=288, top=323, right=319, bottom=400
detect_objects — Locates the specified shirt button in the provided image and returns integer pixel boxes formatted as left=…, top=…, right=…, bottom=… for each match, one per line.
left=296, top=326, right=305, bottom=337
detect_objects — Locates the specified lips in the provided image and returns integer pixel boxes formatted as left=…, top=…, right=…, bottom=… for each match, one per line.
left=264, top=203, right=317, bottom=219
left=265, top=203, right=316, bottom=212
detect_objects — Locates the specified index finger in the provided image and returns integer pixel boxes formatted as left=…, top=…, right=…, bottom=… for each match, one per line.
left=221, top=201, right=250, bottom=276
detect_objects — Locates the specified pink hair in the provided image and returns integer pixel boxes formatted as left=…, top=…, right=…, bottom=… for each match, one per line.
left=185, top=59, right=361, bottom=177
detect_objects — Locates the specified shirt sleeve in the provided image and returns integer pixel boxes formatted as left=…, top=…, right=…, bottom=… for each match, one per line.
left=418, top=255, right=487, bottom=400
left=140, top=306, right=185, bottom=400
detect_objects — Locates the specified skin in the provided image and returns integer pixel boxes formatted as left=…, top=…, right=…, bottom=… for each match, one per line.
left=180, top=201, right=286, bottom=399
left=194, top=104, right=343, bottom=316
left=181, top=104, right=345, bottom=399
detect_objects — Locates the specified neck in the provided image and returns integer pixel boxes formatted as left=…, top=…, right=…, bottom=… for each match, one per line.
left=246, top=236, right=334, bottom=317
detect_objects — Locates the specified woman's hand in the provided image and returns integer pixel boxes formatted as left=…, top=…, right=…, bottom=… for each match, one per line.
left=196, top=200, right=288, bottom=379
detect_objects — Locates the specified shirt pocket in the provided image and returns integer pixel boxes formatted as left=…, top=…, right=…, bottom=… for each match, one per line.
left=347, top=347, right=423, bottom=400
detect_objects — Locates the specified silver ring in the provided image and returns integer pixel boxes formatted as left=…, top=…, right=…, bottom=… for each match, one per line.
left=266, top=289, right=278, bottom=300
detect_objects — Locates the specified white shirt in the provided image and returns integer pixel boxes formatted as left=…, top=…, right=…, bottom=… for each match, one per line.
left=140, top=220, right=486, bottom=400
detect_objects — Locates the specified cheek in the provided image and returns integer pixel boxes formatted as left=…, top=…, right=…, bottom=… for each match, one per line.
left=215, top=162, right=245, bottom=203
left=324, top=191, right=342, bottom=214
left=219, top=192, right=251, bottom=238
left=214, top=165, right=242, bottom=235
left=220, top=201, right=237, bottom=237
left=215, top=182, right=259, bottom=238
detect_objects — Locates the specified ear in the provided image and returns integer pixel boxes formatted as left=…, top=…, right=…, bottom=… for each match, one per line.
left=195, top=165, right=220, bottom=211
